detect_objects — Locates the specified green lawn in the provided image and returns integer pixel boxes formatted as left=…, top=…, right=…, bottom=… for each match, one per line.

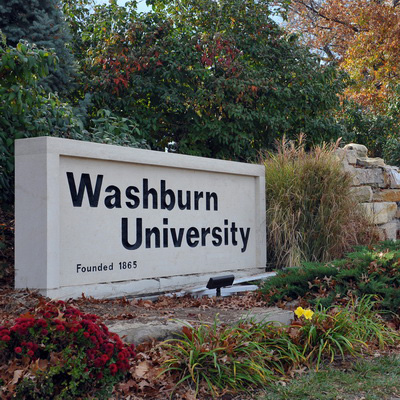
left=261, top=355, right=400, bottom=400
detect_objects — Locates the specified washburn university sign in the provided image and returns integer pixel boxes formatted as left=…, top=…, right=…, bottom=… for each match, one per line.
left=15, top=137, right=266, bottom=299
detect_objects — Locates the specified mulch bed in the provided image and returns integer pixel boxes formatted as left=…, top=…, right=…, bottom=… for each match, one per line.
left=0, top=287, right=280, bottom=400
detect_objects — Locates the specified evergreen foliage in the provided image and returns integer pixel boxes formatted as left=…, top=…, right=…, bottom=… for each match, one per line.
left=0, top=0, right=77, bottom=96
left=260, top=241, right=400, bottom=313
left=338, top=100, right=400, bottom=161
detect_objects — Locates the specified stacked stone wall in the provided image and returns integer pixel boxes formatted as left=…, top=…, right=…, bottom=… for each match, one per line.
left=336, top=144, right=400, bottom=240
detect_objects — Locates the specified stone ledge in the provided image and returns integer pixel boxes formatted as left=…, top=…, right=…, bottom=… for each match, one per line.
left=107, top=307, right=294, bottom=344
left=373, top=189, right=400, bottom=202
left=350, top=186, right=373, bottom=202
left=359, top=202, right=397, bottom=225
left=378, top=221, right=399, bottom=241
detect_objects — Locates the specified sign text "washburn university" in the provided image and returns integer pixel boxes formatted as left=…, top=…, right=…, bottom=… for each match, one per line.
left=66, top=173, right=251, bottom=253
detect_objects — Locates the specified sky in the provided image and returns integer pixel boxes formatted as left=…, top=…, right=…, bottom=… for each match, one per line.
left=95, top=1, right=283, bottom=23
left=95, top=0, right=151, bottom=13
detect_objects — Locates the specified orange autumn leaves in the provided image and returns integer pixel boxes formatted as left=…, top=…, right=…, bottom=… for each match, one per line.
left=286, top=0, right=400, bottom=112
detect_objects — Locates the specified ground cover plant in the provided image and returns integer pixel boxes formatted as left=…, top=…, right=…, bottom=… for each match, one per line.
left=0, top=299, right=136, bottom=399
left=260, top=241, right=400, bottom=317
left=263, top=136, right=374, bottom=270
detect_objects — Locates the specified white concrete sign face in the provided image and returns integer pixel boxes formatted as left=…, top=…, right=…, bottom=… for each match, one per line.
left=15, top=137, right=266, bottom=299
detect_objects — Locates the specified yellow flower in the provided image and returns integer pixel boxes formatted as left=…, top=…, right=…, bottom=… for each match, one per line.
left=294, top=307, right=304, bottom=318
left=303, top=309, right=314, bottom=320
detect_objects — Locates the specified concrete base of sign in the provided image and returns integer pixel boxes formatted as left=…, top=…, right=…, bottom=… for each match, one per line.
left=40, top=266, right=265, bottom=299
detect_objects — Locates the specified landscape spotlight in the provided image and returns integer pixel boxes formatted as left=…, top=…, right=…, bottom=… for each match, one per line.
left=206, top=274, right=235, bottom=297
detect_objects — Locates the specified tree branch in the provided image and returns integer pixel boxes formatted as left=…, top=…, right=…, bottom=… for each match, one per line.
left=293, top=0, right=361, bottom=32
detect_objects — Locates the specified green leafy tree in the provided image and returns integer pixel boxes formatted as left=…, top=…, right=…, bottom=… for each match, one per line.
left=0, top=35, right=84, bottom=204
left=337, top=100, right=400, bottom=161
left=0, top=0, right=77, bottom=96
left=0, top=34, right=147, bottom=205
left=64, top=0, right=347, bottom=160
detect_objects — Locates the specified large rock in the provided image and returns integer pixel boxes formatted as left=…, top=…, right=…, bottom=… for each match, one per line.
left=336, top=148, right=358, bottom=165
left=107, top=307, right=294, bottom=344
left=377, top=221, right=399, bottom=241
left=360, top=202, right=397, bottom=225
left=373, top=189, right=400, bottom=202
left=343, top=143, right=368, bottom=158
left=350, top=186, right=373, bottom=202
left=340, top=163, right=364, bottom=186
left=383, top=167, right=400, bottom=189
left=356, top=157, right=385, bottom=168
left=354, top=168, right=385, bottom=187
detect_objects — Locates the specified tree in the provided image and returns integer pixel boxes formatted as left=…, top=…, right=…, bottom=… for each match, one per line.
left=63, top=0, right=347, bottom=160
left=0, top=0, right=77, bottom=96
left=0, top=34, right=82, bottom=203
left=285, top=0, right=400, bottom=112
left=0, top=32, right=146, bottom=205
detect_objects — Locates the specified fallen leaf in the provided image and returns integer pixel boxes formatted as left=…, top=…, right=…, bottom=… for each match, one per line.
left=30, top=358, right=48, bottom=373
left=133, top=361, right=150, bottom=378
left=11, top=369, right=24, bottom=385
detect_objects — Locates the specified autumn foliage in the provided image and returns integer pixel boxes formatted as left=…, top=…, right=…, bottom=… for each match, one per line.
left=286, top=0, right=400, bottom=112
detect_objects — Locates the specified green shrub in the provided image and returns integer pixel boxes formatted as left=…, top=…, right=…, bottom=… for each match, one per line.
left=263, top=136, right=374, bottom=269
left=0, top=38, right=83, bottom=204
left=0, top=205, right=14, bottom=285
left=260, top=241, right=400, bottom=313
left=0, top=300, right=135, bottom=399
left=84, top=108, right=148, bottom=149
left=0, top=36, right=147, bottom=205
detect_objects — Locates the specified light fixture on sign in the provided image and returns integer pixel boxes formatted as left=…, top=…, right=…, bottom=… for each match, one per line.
left=206, top=274, right=235, bottom=297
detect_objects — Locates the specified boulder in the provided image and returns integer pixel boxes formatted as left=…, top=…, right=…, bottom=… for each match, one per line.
left=373, top=189, right=400, bottom=202
left=356, top=157, right=385, bottom=168
left=383, top=167, right=400, bottom=188
left=350, top=186, right=373, bottom=202
left=354, top=168, right=385, bottom=187
left=359, top=202, right=397, bottom=225
left=336, top=148, right=358, bottom=165
left=377, top=221, right=399, bottom=241
left=343, top=143, right=368, bottom=158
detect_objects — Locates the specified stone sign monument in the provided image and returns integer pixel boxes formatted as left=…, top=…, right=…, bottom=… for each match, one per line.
left=15, top=137, right=266, bottom=298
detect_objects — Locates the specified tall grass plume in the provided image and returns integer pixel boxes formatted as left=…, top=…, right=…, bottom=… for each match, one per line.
left=263, top=135, right=375, bottom=269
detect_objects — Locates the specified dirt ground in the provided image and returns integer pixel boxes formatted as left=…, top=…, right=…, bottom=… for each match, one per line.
left=0, top=286, right=280, bottom=327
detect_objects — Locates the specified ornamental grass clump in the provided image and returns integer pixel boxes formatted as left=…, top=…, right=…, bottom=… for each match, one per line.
left=293, top=305, right=366, bottom=370
left=161, top=319, right=301, bottom=397
left=0, top=300, right=136, bottom=399
left=263, top=136, right=374, bottom=269
left=291, top=296, right=399, bottom=370
left=161, top=297, right=399, bottom=398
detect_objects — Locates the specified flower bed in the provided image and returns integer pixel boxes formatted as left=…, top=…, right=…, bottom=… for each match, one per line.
left=0, top=300, right=135, bottom=399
